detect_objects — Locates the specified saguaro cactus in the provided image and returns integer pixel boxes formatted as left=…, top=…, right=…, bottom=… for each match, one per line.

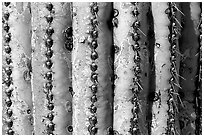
left=2, top=2, right=33, bottom=135
left=151, top=2, right=182, bottom=135
left=72, top=2, right=113, bottom=135
left=31, top=2, right=72, bottom=135
left=1, top=2, right=202, bottom=135
left=113, top=2, right=150, bottom=135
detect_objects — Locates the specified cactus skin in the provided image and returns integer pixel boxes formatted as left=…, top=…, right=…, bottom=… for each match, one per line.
left=178, top=2, right=202, bottom=135
left=72, top=2, right=113, bottom=135
left=113, top=2, right=150, bottom=135
left=113, top=3, right=135, bottom=134
left=151, top=2, right=173, bottom=135
left=2, top=2, right=34, bottom=135
left=166, top=2, right=183, bottom=135
left=50, top=2, right=73, bottom=135
left=189, top=3, right=202, bottom=135
left=1, top=2, right=202, bottom=135
left=31, top=2, right=72, bottom=135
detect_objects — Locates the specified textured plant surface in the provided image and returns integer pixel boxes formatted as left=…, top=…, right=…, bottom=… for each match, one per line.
left=2, top=2, right=202, bottom=135
left=113, top=2, right=150, bottom=135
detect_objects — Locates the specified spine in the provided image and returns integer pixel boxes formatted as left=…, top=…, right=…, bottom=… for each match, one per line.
left=166, top=2, right=182, bottom=135
left=31, top=2, right=72, bottom=134
left=2, top=2, right=33, bottom=135
left=72, top=2, right=113, bottom=135
left=178, top=2, right=201, bottom=135
left=151, top=2, right=172, bottom=134
left=113, top=2, right=150, bottom=135
left=2, top=2, right=202, bottom=135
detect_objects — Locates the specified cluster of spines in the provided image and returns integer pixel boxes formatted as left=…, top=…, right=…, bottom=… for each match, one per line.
left=165, top=2, right=179, bottom=135
left=43, top=2, right=55, bottom=135
left=87, top=2, right=99, bottom=135
left=112, top=8, right=119, bottom=28
left=129, top=2, right=141, bottom=135
left=113, top=8, right=119, bottom=55
left=112, top=7, right=119, bottom=96
left=64, top=26, right=73, bottom=51
left=3, top=2, right=14, bottom=135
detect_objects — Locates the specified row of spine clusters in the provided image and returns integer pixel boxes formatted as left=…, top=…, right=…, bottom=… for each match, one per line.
left=43, top=3, right=55, bottom=134
left=87, top=2, right=99, bottom=135
left=129, top=2, right=141, bottom=135
left=166, top=2, right=178, bottom=135
left=3, top=2, right=14, bottom=135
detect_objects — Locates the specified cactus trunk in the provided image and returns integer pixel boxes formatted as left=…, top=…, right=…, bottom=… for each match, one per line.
left=31, top=2, right=72, bottom=135
left=72, top=2, right=113, bottom=135
left=151, top=2, right=181, bottom=135
left=2, top=2, right=33, bottom=135
left=1, top=2, right=202, bottom=135
left=113, top=2, right=150, bottom=135
left=151, top=3, right=170, bottom=134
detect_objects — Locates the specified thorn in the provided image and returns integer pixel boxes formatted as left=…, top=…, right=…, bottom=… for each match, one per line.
left=176, top=73, right=186, bottom=80
left=177, top=94, right=184, bottom=108
left=195, top=97, right=199, bottom=108
left=173, top=82, right=182, bottom=89
left=174, top=17, right=183, bottom=28
left=94, top=22, right=102, bottom=32
left=138, top=28, right=146, bottom=37
left=172, top=62, right=186, bottom=80
left=136, top=81, right=143, bottom=90
left=174, top=28, right=181, bottom=36
left=173, top=74, right=183, bottom=87
left=197, top=19, right=202, bottom=30
left=174, top=103, right=179, bottom=113
left=97, top=26, right=102, bottom=32
left=175, top=50, right=183, bottom=57
left=94, top=12, right=100, bottom=21
left=195, top=52, right=199, bottom=57
left=172, top=72, right=180, bottom=84
left=137, top=101, right=143, bottom=114
left=171, top=84, right=178, bottom=93
left=93, top=12, right=102, bottom=32
left=173, top=4, right=185, bottom=16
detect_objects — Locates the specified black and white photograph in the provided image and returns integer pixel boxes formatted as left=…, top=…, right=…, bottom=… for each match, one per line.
left=1, top=1, right=202, bottom=135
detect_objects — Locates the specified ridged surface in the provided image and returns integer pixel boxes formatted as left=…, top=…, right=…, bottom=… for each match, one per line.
left=1, top=2, right=202, bottom=135
left=31, top=2, right=72, bottom=135
left=178, top=2, right=201, bottom=135
left=2, top=2, right=33, bottom=135
left=72, top=2, right=113, bottom=135
left=166, top=2, right=182, bottom=135
left=151, top=2, right=171, bottom=134
left=113, top=2, right=150, bottom=135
